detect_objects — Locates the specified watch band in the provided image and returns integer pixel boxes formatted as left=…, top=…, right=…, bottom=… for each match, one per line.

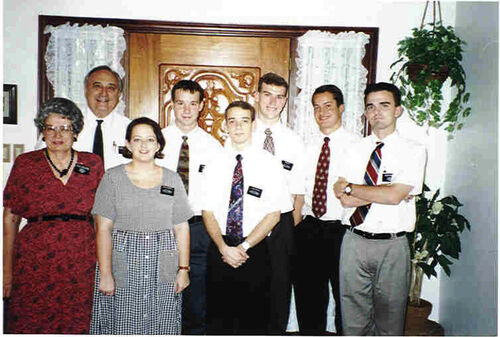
left=178, top=265, right=190, bottom=272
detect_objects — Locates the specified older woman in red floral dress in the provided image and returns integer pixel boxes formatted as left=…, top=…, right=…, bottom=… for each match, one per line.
left=3, top=97, right=104, bottom=333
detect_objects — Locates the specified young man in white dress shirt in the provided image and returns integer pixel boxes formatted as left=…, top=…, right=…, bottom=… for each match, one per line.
left=73, top=66, right=131, bottom=170
left=201, top=101, right=290, bottom=335
left=294, top=84, right=360, bottom=335
left=156, top=80, right=222, bottom=335
left=334, top=82, right=426, bottom=335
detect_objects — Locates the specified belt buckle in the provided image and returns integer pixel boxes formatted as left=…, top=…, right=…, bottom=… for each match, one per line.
left=61, top=214, right=70, bottom=221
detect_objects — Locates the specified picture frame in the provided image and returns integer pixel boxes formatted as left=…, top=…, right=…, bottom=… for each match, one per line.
left=13, top=144, right=24, bottom=159
left=4, top=84, right=18, bottom=125
left=3, top=144, right=11, bottom=163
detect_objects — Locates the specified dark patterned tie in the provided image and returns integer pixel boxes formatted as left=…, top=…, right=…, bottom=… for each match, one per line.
left=312, top=137, right=330, bottom=218
left=226, top=154, right=244, bottom=240
left=93, top=119, right=104, bottom=165
left=349, top=142, right=384, bottom=226
left=263, top=128, right=275, bottom=155
left=177, top=136, right=189, bottom=193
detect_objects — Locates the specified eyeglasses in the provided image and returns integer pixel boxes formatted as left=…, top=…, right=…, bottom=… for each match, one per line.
left=43, top=125, right=73, bottom=135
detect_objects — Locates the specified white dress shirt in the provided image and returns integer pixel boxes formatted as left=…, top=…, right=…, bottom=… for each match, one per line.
left=302, top=126, right=360, bottom=221
left=73, top=108, right=131, bottom=170
left=225, top=120, right=305, bottom=212
left=338, top=131, right=427, bottom=233
left=157, top=124, right=223, bottom=216
left=200, top=146, right=291, bottom=237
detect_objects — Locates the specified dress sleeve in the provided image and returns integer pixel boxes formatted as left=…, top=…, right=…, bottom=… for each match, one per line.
left=172, top=173, right=194, bottom=225
left=3, top=155, right=24, bottom=214
left=92, top=170, right=117, bottom=221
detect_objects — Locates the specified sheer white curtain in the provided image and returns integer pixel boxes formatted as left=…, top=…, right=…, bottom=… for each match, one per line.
left=290, top=30, right=370, bottom=140
left=44, top=22, right=127, bottom=115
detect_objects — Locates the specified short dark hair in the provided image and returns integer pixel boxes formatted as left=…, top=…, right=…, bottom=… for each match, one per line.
left=84, top=65, right=123, bottom=92
left=171, top=80, right=205, bottom=102
left=122, top=117, right=165, bottom=159
left=34, top=97, right=84, bottom=135
left=258, top=72, right=288, bottom=95
left=364, top=82, right=402, bottom=107
left=312, top=84, right=344, bottom=106
left=225, top=101, right=256, bottom=121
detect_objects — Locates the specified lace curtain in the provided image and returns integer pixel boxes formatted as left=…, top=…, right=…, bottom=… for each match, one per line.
left=290, top=30, right=370, bottom=141
left=44, top=22, right=127, bottom=115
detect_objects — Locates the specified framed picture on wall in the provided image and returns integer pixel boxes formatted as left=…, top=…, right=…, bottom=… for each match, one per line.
left=3, top=144, right=11, bottom=163
left=4, top=84, right=17, bottom=125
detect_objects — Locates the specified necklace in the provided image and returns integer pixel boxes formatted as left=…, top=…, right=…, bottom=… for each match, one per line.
left=45, top=148, right=75, bottom=178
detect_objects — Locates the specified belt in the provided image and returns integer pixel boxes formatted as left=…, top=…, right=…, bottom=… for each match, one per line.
left=350, top=227, right=406, bottom=240
left=27, top=214, right=91, bottom=223
left=188, top=215, right=203, bottom=224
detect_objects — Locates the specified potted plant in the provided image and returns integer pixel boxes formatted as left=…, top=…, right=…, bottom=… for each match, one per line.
left=390, top=22, right=471, bottom=137
left=408, top=184, right=471, bottom=306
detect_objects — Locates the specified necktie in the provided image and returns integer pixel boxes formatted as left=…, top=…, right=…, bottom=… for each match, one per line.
left=263, top=128, right=275, bottom=155
left=93, top=119, right=104, bottom=164
left=349, top=142, right=384, bottom=226
left=177, top=136, right=189, bottom=194
left=312, top=137, right=330, bottom=218
left=226, top=154, right=244, bottom=240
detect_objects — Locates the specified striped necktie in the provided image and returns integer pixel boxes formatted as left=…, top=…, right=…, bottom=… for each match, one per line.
left=349, top=142, right=384, bottom=226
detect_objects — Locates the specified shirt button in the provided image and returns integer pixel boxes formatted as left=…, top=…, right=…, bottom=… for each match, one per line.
left=144, top=275, right=149, bottom=279
left=145, top=235, right=150, bottom=240
left=145, top=255, right=149, bottom=259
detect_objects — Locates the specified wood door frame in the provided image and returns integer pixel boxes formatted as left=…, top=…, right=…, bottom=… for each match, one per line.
left=38, top=15, right=378, bottom=118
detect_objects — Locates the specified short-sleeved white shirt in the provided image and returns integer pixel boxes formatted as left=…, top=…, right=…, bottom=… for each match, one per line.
left=157, top=124, right=223, bottom=216
left=225, top=120, right=306, bottom=212
left=200, top=146, right=291, bottom=236
left=302, top=126, right=361, bottom=221
left=73, top=108, right=131, bottom=170
left=338, top=131, right=427, bottom=233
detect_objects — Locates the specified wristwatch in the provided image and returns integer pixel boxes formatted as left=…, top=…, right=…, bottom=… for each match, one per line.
left=178, top=265, right=190, bottom=272
left=241, top=241, right=251, bottom=252
left=344, top=183, right=353, bottom=196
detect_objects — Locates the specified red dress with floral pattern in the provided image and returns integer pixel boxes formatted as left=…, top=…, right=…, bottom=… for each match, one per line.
left=3, top=150, right=104, bottom=334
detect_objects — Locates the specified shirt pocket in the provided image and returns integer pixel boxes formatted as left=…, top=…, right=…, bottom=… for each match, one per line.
left=158, top=249, right=178, bottom=284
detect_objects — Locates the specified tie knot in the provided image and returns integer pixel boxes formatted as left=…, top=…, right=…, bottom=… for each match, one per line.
left=182, top=135, right=188, bottom=141
left=265, top=128, right=272, bottom=136
left=376, top=141, right=384, bottom=149
left=324, top=137, right=330, bottom=143
left=236, top=154, right=243, bottom=162
left=96, top=119, right=103, bottom=126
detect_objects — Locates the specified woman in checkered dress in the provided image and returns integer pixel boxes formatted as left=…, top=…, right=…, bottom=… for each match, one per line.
left=90, top=117, right=193, bottom=334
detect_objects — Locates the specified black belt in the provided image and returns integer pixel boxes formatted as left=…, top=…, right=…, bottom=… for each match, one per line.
left=350, top=227, right=406, bottom=240
left=27, top=214, right=91, bottom=223
left=188, top=215, right=203, bottom=224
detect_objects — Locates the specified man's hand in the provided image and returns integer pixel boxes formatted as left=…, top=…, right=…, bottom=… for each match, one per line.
left=220, top=245, right=249, bottom=268
left=334, top=177, right=349, bottom=198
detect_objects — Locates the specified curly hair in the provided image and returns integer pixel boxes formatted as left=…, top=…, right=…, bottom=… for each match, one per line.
left=34, top=97, right=84, bottom=135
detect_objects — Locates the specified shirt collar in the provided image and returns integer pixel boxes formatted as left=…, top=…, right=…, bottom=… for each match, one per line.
left=370, top=130, right=399, bottom=145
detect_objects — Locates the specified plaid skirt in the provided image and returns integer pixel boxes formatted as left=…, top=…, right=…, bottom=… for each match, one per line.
left=90, top=229, right=182, bottom=335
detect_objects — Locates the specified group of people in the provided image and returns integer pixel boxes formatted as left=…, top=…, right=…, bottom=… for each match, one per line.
left=3, top=65, right=426, bottom=336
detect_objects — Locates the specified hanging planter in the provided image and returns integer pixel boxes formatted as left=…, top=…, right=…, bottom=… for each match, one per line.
left=390, top=1, right=471, bottom=137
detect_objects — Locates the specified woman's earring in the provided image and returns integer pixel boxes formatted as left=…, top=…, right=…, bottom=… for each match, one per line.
left=42, top=137, right=45, bottom=142
left=73, top=136, right=77, bottom=141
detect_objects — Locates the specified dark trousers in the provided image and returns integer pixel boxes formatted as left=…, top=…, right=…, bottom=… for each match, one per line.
left=293, top=216, right=346, bottom=335
left=266, top=211, right=294, bottom=335
left=206, top=236, right=270, bottom=335
left=182, top=218, right=211, bottom=335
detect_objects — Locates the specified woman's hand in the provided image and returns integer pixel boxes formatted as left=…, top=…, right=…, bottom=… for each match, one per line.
left=174, top=269, right=190, bottom=294
left=98, top=273, right=116, bottom=296
left=3, top=269, right=13, bottom=298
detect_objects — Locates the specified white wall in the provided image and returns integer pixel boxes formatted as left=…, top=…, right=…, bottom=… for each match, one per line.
left=4, top=0, right=462, bottom=322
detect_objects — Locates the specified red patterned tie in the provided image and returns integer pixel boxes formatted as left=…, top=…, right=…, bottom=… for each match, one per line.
left=312, top=137, right=330, bottom=218
left=349, top=142, right=384, bottom=226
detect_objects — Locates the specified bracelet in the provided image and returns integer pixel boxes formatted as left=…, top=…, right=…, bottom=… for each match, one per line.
left=178, top=266, right=190, bottom=272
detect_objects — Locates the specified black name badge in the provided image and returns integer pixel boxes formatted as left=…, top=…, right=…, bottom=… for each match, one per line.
left=282, top=160, right=294, bottom=171
left=382, top=172, right=393, bottom=182
left=247, top=186, right=263, bottom=198
left=198, top=164, right=205, bottom=173
left=160, top=186, right=175, bottom=196
left=118, top=146, right=126, bottom=155
left=74, top=163, right=90, bottom=175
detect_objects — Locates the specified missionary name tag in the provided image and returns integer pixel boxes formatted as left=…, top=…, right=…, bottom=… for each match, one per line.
left=160, top=186, right=175, bottom=196
left=247, top=186, right=263, bottom=198
left=281, top=160, right=294, bottom=171
left=198, top=164, right=205, bottom=173
left=382, top=172, right=393, bottom=182
left=74, top=163, right=90, bottom=175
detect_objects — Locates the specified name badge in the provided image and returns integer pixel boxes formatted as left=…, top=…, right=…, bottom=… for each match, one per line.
left=74, top=163, right=90, bottom=175
left=281, top=160, right=294, bottom=171
left=247, top=186, right=263, bottom=198
left=199, top=164, right=205, bottom=173
left=118, top=146, right=126, bottom=155
left=160, top=186, right=175, bottom=196
left=382, top=172, right=393, bottom=182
